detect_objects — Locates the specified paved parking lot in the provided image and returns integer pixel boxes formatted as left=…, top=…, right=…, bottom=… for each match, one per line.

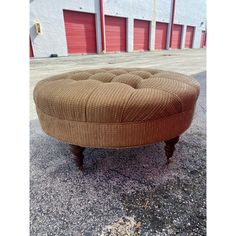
left=30, top=49, right=206, bottom=235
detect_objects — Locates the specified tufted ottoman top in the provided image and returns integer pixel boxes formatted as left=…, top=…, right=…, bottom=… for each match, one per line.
left=34, top=68, right=200, bottom=148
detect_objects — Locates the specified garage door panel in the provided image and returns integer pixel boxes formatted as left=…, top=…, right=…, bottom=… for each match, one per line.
left=185, top=26, right=194, bottom=48
left=155, top=22, right=168, bottom=50
left=200, top=31, right=206, bottom=48
left=105, top=16, right=126, bottom=52
left=171, top=24, right=182, bottom=49
left=63, top=10, right=97, bottom=54
left=134, top=19, right=150, bottom=51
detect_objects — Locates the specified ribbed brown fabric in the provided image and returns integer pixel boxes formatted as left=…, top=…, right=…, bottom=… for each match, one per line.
left=34, top=68, right=200, bottom=148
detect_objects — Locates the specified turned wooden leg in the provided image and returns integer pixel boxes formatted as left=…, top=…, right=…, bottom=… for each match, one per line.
left=70, top=145, right=85, bottom=171
left=164, top=136, right=179, bottom=164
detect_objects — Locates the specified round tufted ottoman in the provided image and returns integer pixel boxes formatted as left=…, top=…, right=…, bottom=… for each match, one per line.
left=34, top=68, right=200, bottom=170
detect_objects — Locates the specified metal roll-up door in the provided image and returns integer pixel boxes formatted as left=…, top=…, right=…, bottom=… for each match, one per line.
left=185, top=26, right=194, bottom=48
left=155, top=22, right=168, bottom=50
left=105, top=16, right=126, bottom=52
left=63, top=10, right=97, bottom=54
left=200, top=31, right=206, bottom=48
left=171, top=24, right=182, bottom=49
left=134, top=19, right=150, bottom=51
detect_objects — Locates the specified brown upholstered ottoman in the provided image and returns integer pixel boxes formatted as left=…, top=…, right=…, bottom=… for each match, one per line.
left=33, top=68, right=200, bottom=170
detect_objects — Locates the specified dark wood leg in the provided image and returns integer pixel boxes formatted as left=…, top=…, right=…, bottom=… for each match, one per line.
left=164, top=136, right=179, bottom=164
left=70, top=145, right=85, bottom=171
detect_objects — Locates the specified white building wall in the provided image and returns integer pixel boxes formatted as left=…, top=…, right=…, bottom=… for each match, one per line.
left=126, top=18, right=134, bottom=52
left=30, top=0, right=99, bottom=58
left=156, top=0, right=172, bottom=23
left=174, top=0, right=206, bottom=48
left=30, top=0, right=206, bottom=58
left=104, top=0, right=172, bottom=51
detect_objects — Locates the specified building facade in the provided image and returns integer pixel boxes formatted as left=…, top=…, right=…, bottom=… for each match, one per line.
left=30, top=0, right=206, bottom=58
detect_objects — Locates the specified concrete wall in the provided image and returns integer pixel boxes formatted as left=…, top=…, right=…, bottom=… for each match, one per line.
left=30, top=0, right=206, bottom=58
left=174, top=0, right=206, bottom=48
left=30, top=0, right=100, bottom=58
left=104, top=0, right=172, bottom=51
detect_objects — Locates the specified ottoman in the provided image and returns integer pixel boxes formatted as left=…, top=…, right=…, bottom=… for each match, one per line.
left=33, top=68, right=200, bottom=170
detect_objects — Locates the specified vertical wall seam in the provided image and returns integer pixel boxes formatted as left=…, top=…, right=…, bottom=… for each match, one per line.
left=169, top=0, right=176, bottom=48
left=181, top=25, right=187, bottom=49
left=149, top=0, right=157, bottom=51
left=95, top=0, right=102, bottom=53
left=99, top=0, right=106, bottom=52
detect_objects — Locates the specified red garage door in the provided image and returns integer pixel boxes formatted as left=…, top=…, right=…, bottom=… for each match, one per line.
left=171, top=24, right=182, bottom=49
left=134, top=19, right=150, bottom=51
left=30, top=37, right=33, bottom=58
left=105, top=16, right=126, bottom=52
left=155, top=22, right=168, bottom=50
left=200, top=31, right=206, bottom=48
left=63, top=10, right=97, bottom=54
left=185, top=26, right=194, bottom=48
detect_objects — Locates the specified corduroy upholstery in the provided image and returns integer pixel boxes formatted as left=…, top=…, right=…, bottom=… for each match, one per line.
left=34, top=68, right=200, bottom=148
